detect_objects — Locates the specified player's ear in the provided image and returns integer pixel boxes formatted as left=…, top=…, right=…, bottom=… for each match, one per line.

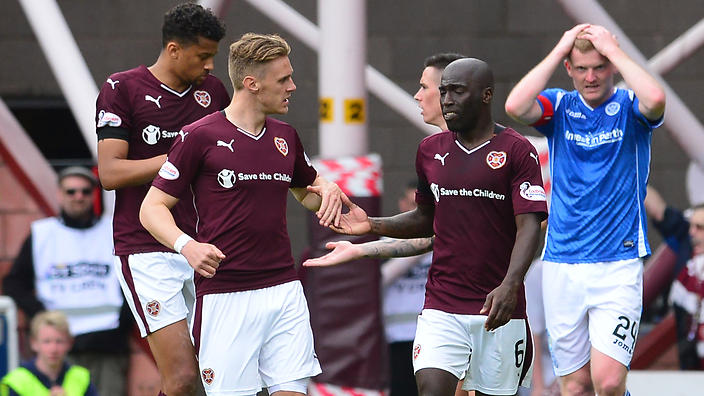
left=243, top=75, right=259, bottom=93
left=482, top=87, right=493, bottom=104
left=165, top=41, right=181, bottom=60
left=563, top=59, right=573, bottom=77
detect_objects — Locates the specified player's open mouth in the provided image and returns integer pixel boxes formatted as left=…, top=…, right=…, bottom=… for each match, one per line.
left=443, top=112, right=458, bottom=120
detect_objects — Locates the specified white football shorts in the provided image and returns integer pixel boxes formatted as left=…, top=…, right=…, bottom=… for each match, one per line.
left=194, top=280, right=321, bottom=395
left=413, top=309, right=532, bottom=395
left=115, top=252, right=196, bottom=337
left=542, top=258, right=643, bottom=376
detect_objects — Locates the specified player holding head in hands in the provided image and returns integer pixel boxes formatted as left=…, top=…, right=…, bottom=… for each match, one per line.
left=504, top=24, right=665, bottom=396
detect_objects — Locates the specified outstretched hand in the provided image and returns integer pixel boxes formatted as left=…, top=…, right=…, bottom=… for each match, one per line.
left=302, top=240, right=364, bottom=267
left=181, top=240, right=225, bottom=278
left=329, top=193, right=372, bottom=235
left=480, top=282, right=519, bottom=331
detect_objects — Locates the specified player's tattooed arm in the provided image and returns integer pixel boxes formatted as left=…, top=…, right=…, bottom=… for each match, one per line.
left=303, top=237, right=433, bottom=267
left=368, top=203, right=435, bottom=239
left=361, top=237, right=434, bottom=258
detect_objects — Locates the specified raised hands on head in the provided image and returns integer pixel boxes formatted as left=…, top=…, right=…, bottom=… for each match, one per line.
left=578, top=24, right=620, bottom=57
left=555, top=23, right=591, bottom=58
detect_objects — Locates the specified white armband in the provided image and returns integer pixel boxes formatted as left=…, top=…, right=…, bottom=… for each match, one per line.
left=173, top=234, right=194, bottom=254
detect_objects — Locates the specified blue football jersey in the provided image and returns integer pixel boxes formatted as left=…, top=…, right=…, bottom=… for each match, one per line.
left=533, top=88, right=663, bottom=263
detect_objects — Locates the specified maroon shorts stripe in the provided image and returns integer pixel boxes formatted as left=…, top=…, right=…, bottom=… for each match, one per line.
left=520, top=319, right=534, bottom=385
left=192, top=296, right=204, bottom=355
left=119, top=255, right=152, bottom=335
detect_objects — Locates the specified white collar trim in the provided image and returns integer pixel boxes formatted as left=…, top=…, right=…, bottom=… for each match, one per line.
left=160, top=84, right=192, bottom=97
left=454, top=139, right=491, bottom=155
left=236, top=126, right=266, bottom=140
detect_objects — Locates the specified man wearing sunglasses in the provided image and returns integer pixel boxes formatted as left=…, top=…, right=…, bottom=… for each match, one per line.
left=3, top=166, right=129, bottom=396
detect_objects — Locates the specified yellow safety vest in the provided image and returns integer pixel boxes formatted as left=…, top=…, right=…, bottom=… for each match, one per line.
left=0, top=365, right=90, bottom=396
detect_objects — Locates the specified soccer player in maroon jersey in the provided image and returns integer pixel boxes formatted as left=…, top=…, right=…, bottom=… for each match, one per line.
left=95, top=4, right=227, bottom=396
left=139, top=33, right=343, bottom=396
left=308, top=58, right=548, bottom=396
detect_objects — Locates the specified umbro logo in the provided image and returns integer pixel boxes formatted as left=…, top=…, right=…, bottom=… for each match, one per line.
left=107, top=78, right=119, bottom=89
left=434, top=152, right=449, bottom=166
left=145, top=94, right=162, bottom=108
left=217, top=139, right=234, bottom=152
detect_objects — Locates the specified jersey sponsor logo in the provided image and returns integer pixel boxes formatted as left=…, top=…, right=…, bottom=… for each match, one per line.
left=413, top=344, right=421, bottom=361
left=567, top=109, right=586, bottom=119
left=158, top=161, right=179, bottom=180
left=106, top=78, right=119, bottom=89
left=97, top=110, right=122, bottom=127
left=430, top=183, right=440, bottom=203
left=486, top=151, right=507, bottom=169
left=217, top=139, right=234, bottom=152
left=201, top=368, right=215, bottom=385
left=605, top=101, right=620, bottom=116
left=142, top=125, right=181, bottom=145
left=519, top=182, right=546, bottom=202
left=194, top=90, right=211, bottom=108
left=436, top=185, right=506, bottom=201
left=434, top=152, right=449, bottom=166
left=142, top=125, right=161, bottom=145
left=145, top=94, right=162, bottom=109
left=146, top=300, right=160, bottom=316
left=564, top=128, right=623, bottom=148
left=236, top=172, right=292, bottom=183
left=178, top=130, right=189, bottom=143
left=274, top=137, right=289, bottom=156
left=217, top=169, right=236, bottom=188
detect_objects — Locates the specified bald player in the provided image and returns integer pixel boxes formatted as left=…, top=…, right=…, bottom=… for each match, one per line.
left=308, top=58, right=547, bottom=396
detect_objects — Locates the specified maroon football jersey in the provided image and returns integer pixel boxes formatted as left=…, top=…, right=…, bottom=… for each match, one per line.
left=95, top=65, right=230, bottom=255
left=152, top=112, right=317, bottom=296
left=415, top=127, right=548, bottom=316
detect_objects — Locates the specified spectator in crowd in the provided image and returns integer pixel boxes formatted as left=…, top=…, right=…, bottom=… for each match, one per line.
left=645, top=185, right=704, bottom=369
left=0, top=310, right=98, bottom=396
left=3, top=166, right=128, bottom=396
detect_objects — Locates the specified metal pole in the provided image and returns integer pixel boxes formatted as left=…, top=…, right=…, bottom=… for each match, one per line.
left=318, top=0, right=367, bottom=157
left=242, top=0, right=436, bottom=135
left=17, top=0, right=98, bottom=159
left=197, top=0, right=232, bottom=17
left=556, top=0, right=704, bottom=169
left=648, top=18, right=704, bottom=76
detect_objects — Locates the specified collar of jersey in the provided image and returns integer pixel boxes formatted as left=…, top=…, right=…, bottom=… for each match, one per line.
left=454, top=138, right=491, bottom=155
left=160, top=83, right=193, bottom=97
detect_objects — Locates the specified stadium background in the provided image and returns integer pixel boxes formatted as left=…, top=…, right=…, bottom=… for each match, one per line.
left=1, top=0, right=703, bottom=265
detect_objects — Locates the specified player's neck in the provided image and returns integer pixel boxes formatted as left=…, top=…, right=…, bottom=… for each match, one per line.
left=223, top=99, right=266, bottom=136
left=455, top=118, right=495, bottom=150
left=148, top=56, right=190, bottom=93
